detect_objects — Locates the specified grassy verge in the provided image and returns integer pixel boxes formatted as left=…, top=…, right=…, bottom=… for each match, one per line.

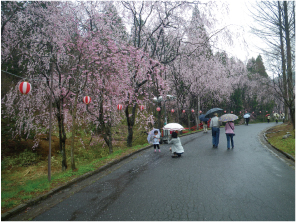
left=1, top=142, right=150, bottom=214
left=264, top=122, right=295, bottom=158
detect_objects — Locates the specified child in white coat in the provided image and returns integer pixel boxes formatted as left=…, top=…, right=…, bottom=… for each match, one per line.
left=153, top=130, right=160, bottom=152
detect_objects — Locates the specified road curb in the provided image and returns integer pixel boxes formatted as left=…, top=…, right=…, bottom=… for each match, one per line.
left=2, top=130, right=202, bottom=220
left=260, top=124, right=294, bottom=162
left=263, top=131, right=295, bottom=162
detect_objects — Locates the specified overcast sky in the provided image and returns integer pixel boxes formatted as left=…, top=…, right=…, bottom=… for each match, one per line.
left=217, top=0, right=267, bottom=63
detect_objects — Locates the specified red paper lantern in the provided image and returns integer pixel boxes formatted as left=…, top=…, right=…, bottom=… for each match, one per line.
left=191, top=109, right=194, bottom=113
left=117, top=104, right=123, bottom=110
left=19, top=82, right=31, bottom=94
left=156, top=107, right=161, bottom=112
left=171, top=109, right=175, bottom=113
left=139, top=105, right=145, bottom=111
left=182, top=110, right=185, bottom=113
left=83, top=96, right=91, bottom=104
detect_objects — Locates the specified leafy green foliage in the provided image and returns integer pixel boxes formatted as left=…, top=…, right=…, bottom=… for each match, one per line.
left=1, top=150, right=42, bottom=169
left=230, top=88, right=244, bottom=112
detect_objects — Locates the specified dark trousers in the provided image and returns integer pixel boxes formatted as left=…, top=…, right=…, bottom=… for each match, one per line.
left=212, top=127, right=220, bottom=147
left=154, top=144, right=160, bottom=149
left=246, top=118, right=249, bottom=125
left=173, top=152, right=183, bottom=157
left=226, top=134, right=234, bottom=148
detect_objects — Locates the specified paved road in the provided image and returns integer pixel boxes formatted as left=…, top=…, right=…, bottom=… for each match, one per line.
left=10, top=123, right=295, bottom=221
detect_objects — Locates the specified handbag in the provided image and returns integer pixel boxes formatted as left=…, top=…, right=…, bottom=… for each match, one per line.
left=228, top=122, right=235, bottom=136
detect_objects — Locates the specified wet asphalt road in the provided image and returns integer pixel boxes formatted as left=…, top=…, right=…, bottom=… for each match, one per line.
left=10, top=123, right=295, bottom=221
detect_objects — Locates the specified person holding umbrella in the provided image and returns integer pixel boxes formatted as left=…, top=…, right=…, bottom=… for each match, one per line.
left=243, top=113, right=250, bottom=126
left=266, top=114, right=270, bottom=123
left=152, top=130, right=161, bottom=152
left=210, top=113, right=222, bottom=148
left=225, top=121, right=235, bottom=149
left=219, top=113, right=238, bottom=149
left=147, top=129, right=161, bottom=152
left=199, top=114, right=209, bottom=133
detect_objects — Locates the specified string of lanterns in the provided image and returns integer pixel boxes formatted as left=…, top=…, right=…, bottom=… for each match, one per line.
left=18, top=82, right=282, bottom=115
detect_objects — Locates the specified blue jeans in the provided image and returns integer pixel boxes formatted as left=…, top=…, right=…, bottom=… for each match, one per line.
left=212, top=127, right=220, bottom=147
left=226, top=134, right=234, bottom=148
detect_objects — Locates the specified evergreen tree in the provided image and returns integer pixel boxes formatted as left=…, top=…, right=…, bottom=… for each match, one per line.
left=255, top=55, right=268, bottom=77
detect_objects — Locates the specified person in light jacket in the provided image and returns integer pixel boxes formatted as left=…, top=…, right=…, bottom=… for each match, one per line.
left=224, top=121, right=235, bottom=149
left=168, top=132, right=184, bottom=158
left=210, top=113, right=222, bottom=148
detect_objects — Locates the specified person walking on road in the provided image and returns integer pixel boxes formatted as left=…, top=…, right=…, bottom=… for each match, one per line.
left=225, top=121, right=235, bottom=149
left=210, top=113, right=222, bottom=148
left=203, top=120, right=208, bottom=133
left=168, top=132, right=184, bottom=158
left=267, top=115, right=270, bottom=123
left=246, top=117, right=250, bottom=125
left=153, top=130, right=161, bottom=152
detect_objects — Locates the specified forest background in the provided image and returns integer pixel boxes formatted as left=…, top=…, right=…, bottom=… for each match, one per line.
left=1, top=1, right=295, bottom=213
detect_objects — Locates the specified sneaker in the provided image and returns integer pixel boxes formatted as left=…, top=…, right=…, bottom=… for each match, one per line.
left=159, top=149, right=161, bottom=152
left=154, top=149, right=156, bottom=152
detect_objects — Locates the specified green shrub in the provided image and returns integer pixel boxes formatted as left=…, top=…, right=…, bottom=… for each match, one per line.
left=2, top=150, right=41, bottom=168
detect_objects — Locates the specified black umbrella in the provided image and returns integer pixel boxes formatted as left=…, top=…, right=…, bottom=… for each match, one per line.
left=205, top=108, right=223, bottom=118
left=199, top=114, right=209, bottom=122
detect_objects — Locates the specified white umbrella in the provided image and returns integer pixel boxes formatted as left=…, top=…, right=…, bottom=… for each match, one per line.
left=273, top=113, right=280, bottom=117
left=243, top=114, right=250, bottom=118
left=163, top=123, right=185, bottom=131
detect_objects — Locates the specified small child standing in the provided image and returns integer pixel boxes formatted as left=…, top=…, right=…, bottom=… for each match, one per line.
left=153, top=130, right=160, bottom=152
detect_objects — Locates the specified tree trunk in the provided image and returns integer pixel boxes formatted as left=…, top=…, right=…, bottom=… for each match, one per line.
left=188, top=113, right=190, bottom=131
left=283, top=1, right=295, bottom=129
left=100, top=101, right=113, bottom=154
left=157, top=102, right=162, bottom=130
left=126, top=101, right=138, bottom=147
left=197, top=96, right=201, bottom=128
left=278, top=1, right=289, bottom=123
left=70, top=93, right=79, bottom=170
left=103, top=126, right=113, bottom=154
left=57, top=100, right=67, bottom=171
left=127, top=125, right=133, bottom=147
